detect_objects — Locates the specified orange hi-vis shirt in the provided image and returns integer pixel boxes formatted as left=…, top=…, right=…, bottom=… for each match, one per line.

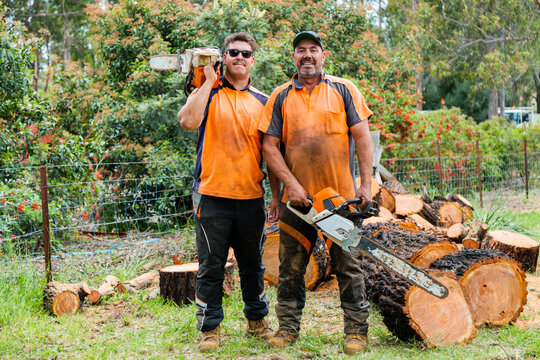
left=192, top=75, right=268, bottom=199
left=258, top=73, right=373, bottom=202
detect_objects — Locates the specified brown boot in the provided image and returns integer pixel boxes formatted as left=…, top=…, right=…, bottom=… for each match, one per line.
left=267, top=329, right=298, bottom=348
left=247, top=318, right=274, bottom=339
left=198, top=326, right=220, bottom=352
left=344, top=333, right=367, bottom=355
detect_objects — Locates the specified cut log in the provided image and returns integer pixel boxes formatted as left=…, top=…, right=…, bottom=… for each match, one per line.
left=407, top=214, right=435, bottom=229
left=363, top=216, right=390, bottom=225
left=88, top=275, right=120, bottom=304
left=374, top=185, right=396, bottom=213
left=430, top=249, right=528, bottom=327
left=159, top=262, right=235, bottom=307
left=43, top=281, right=89, bottom=316
left=359, top=222, right=458, bottom=298
left=394, top=194, right=423, bottom=216
left=446, top=194, right=474, bottom=209
left=262, top=227, right=329, bottom=291
left=462, top=238, right=480, bottom=249
left=378, top=206, right=395, bottom=219
left=379, top=164, right=409, bottom=194
left=447, top=223, right=468, bottom=241
left=116, top=271, right=159, bottom=293
left=482, top=230, right=539, bottom=272
left=438, top=202, right=463, bottom=227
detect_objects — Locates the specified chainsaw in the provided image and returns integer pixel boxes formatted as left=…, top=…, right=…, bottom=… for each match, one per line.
left=149, top=47, right=222, bottom=96
left=287, top=187, right=449, bottom=299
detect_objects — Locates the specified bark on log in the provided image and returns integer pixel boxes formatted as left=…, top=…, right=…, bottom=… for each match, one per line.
left=430, top=249, right=528, bottom=327
left=394, top=194, right=423, bottom=216
left=360, top=222, right=458, bottom=298
left=159, top=262, right=235, bottom=307
left=482, top=230, right=539, bottom=272
left=43, top=281, right=89, bottom=316
left=116, top=270, right=159, bottom=293
left=446, top=194, right=474, bottom=210
left=379, top=165, right=409, bottom=194
left=262, top=227, right=329, bottom=291
left=88, top=275, right=119, bottom=304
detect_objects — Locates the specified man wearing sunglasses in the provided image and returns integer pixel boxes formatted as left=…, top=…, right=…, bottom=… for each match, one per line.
left=178, top=32, right=275, bottom=352
left=259, top=31, right=374, bottom=355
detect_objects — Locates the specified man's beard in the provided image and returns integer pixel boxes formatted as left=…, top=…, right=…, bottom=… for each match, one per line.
left=298, top=66, right=320, bottom=78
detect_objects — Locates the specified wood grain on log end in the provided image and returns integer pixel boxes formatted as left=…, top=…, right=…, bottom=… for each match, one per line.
left=438, top=202, right=463, bottom=228
left=51, top=291, right=81, bottom=316
left=405, top=271, right=476, bottom=347
left=409, top=241, right=458, bottom=268
left=459, top=258, right=527, bottom=327
left=395, top=194, right=424, bottom=216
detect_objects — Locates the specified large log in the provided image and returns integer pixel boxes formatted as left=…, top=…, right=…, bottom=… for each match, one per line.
left=43, top=281, right=90, bottom=316
left=482, top=230, right=539, bottom=272
left=88, top=275, right=120, bottom=304
left=263, top=226, right=329, bottom=291
left=430, top=249, right=528, bottom=327
left=359, top=222, right=458, bottom=300
left=159, top=262, right=235, bottom=307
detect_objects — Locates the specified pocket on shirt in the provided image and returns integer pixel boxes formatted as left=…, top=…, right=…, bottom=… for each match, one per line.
left=325, top=110, right=347, bottom=135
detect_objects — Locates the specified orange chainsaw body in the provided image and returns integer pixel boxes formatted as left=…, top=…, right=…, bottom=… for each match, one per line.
left=191, top=66, right=221, bottom=89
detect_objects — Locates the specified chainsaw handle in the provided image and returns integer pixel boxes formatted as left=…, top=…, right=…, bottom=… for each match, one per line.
left=333, top=199, right=379, bottom=219
left=286, top=199, right=317, bottom=224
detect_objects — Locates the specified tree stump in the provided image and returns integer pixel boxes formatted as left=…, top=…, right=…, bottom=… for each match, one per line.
left=159, top=262, right=235, bottom=307
left=43, top=281, right=89, bottom=316
left=430, top=249, right=528, bottom=327
left=481, top=230, right=539, bottom=272
left=262, top=227, right=329, bottom=291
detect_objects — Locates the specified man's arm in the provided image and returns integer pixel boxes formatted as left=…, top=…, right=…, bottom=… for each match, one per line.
left=350, top=119, right=373, bottom=208
left=177, top=62, right=218, bottom=130
left=262, top=134, right=309, bottom=207
left=267, top=168, right=280, bottom=223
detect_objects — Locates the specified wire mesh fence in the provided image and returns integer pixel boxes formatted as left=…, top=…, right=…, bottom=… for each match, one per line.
left=1, top=136, right=538, bottom=279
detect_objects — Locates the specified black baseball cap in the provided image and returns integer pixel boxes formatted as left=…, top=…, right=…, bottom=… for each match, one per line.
left=292, top=31, right=324, bottom=50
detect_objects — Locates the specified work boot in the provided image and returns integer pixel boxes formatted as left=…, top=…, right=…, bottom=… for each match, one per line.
left=267, top=329, right=298, bottom=348
left=246, top=318, right=274, bottom=339
left=198, top=326, right=220, bottom=352
left=344, top=333, right=368, bottom=355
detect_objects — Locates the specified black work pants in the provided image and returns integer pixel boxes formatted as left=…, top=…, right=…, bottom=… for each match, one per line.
left=275, top=203, right=370, bottom=334
left=193, top=193, right=269, bottom=332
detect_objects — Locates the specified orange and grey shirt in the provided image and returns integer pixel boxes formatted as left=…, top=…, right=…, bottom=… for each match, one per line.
left=258, top=73, right=373, bottom=202
left=192, top=75, right=268, bottom=199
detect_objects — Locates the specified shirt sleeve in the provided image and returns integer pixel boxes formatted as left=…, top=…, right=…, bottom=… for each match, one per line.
left=258, top=85, right=289, bottom=139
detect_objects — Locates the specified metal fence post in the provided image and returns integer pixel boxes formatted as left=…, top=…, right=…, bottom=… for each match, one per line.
left=436, top=140, right=443, bottom=197
left=40, top=165, right=51, bottom=283
left=476, top=140, right=483, bottom=208
left=524, top=137, right=529, bottom=199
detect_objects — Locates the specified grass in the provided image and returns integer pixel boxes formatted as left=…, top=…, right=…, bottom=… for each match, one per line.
left=0, top=201, right=538, bottom=359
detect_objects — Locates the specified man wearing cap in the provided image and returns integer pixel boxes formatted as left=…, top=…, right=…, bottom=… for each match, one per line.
left=178, top=32, right=276, bottom=352
left=259, top=31, right=374, bottom=354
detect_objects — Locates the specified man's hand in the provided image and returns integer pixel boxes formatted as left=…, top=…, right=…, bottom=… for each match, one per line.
left=355, top=185, right=371, bottom=210
left=286, top=181, right=310, bottom=207
left=202, top=62, right=218, bottom=86
left=267, top=198, right=279, bottom=223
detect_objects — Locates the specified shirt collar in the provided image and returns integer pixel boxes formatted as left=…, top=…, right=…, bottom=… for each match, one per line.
left=222, top=73, right=251, bottom=91
left=292, top=72, right=326, bottom=89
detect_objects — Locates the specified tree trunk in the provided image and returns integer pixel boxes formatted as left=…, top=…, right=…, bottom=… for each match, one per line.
left=159, top=262, right=235, bottom=307
left=63, top=17, right=72, bottom=64
left=430, top=249, right=527, bottom=327
left=263, top=225, right=329, bottom=291
left=498, top=85, right=505, bottom=118
left=488, top=88, right=498, bottom=119
left=534, top=68, right=540, bottom=114
left=482, top=230, right=539, bottom=272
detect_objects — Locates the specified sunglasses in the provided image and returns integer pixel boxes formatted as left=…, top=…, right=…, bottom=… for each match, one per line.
left=227, top=49, right=253, bottom=59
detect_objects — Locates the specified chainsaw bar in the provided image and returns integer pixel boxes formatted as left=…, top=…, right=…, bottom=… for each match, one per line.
left=286, top=202, right=449, bottom=299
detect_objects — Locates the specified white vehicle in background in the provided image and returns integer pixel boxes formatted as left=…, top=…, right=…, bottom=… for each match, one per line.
left=501, top=107, right=537, bottom=127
